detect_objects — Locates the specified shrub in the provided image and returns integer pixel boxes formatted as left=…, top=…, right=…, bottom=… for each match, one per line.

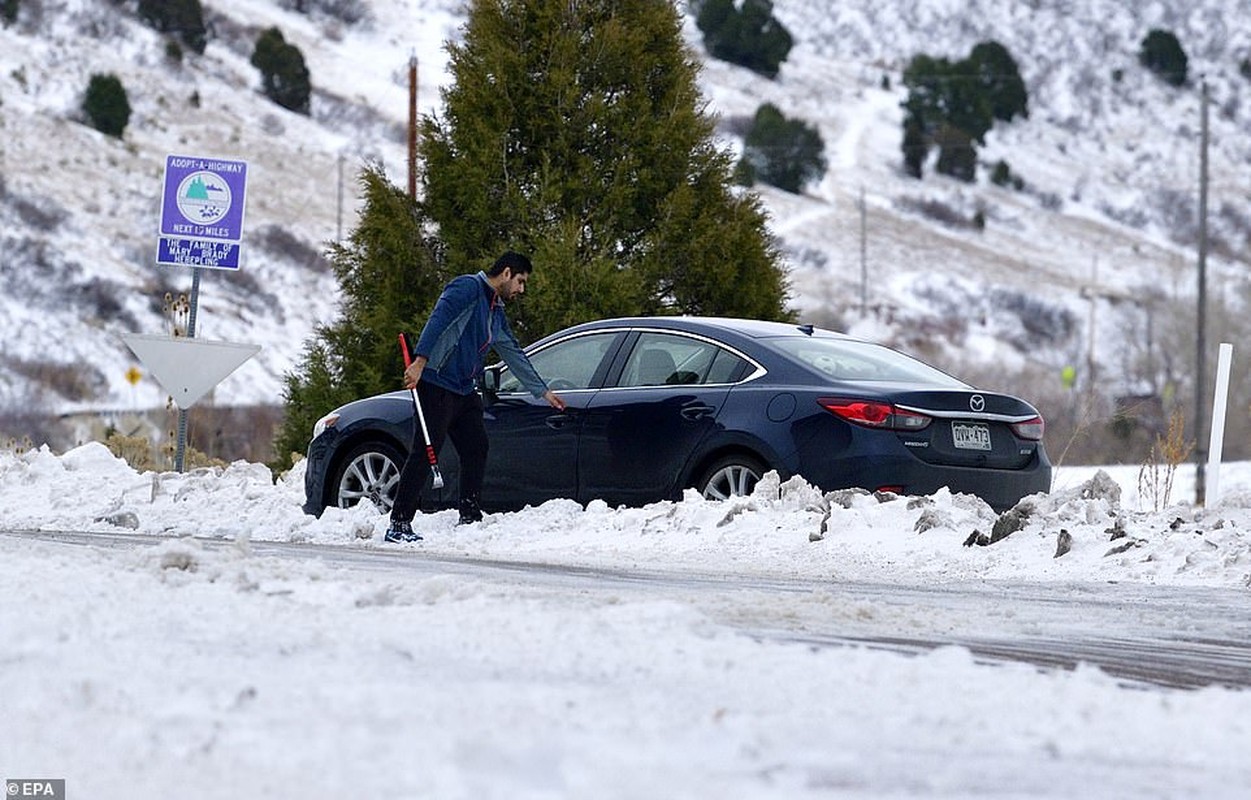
left=137, top=0, right=208, bottom=55
left=251, top=27, right=311, bottom=115
left=281, top=0, right=367, bottom=24
left=695, top=0, right=793, bottom=79
left=738, top=103, right=826, bottom=193
left=991, top=159, right=1025, bottom=190
left=901, top=41, right=1028, bottom=181
left=1139, top=29, right=1188, bottom=87
left=1, top=0, right=18, bottom=25
left=82, top=73, right=131, bottom=138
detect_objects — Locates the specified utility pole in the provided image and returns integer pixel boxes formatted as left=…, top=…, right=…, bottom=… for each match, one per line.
left=336, top=151, right=344, bottom=241
left=1195, top=79, right=1210, bottom=505
left=859, top=185, right=867, bottom=316
left=407, top=53, right=419, bottom=200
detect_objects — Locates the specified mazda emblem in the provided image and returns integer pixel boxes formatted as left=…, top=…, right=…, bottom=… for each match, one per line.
left=969, top=394, right=985, bottom=412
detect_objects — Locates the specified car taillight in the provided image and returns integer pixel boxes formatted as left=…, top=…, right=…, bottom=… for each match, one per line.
left=1011, top=416, right=1045, bottom=441
left=818, top=398, right=932, bottom=431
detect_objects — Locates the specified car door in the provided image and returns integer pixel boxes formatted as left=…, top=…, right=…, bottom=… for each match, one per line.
left=578, top=331, right=733, bottom=506
left=480, top=330, right=623, bottom=510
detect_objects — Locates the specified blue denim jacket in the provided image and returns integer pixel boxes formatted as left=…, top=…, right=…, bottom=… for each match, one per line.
left=414, top=272, right=548, bottom=397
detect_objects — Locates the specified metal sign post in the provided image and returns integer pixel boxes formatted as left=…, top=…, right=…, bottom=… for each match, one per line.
left=151, top=154, right=252, bottom=470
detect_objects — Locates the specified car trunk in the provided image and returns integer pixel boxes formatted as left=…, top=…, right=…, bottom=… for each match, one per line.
left=889, top=389, right=1041, bottom=470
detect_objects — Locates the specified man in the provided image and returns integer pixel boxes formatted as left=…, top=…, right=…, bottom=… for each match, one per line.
left=386, top=251, right=566, bottom=543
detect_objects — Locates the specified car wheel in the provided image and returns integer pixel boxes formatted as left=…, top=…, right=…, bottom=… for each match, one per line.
left=332, top=440, right=405, bottom=513
left=697, top=455, right=766, bottom=501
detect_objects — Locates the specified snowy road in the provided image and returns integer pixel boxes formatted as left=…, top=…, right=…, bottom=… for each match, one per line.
left=15, top=528, right=1251, bottom=692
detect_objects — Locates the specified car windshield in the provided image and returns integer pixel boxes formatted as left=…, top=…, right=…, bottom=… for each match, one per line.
left=770, top=337, right=969, bottom=386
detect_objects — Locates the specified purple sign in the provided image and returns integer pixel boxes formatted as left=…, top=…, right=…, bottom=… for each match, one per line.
left=158, top=154, right=248, bottom=268
left=158, top=238, right=240, bottom=270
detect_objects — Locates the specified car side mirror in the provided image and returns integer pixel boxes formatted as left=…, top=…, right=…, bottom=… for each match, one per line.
left=480, top=366, right=500, bottom=403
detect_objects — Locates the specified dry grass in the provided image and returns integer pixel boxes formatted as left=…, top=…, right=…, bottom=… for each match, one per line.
left=1137, top=408, right=1194, bottom=512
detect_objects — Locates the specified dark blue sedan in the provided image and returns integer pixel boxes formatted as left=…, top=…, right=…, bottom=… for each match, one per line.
left=302, top=316, right=1051, bottom=515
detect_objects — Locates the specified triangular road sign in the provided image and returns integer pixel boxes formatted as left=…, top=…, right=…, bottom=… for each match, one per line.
left=121, top=333, right=261, bottom=409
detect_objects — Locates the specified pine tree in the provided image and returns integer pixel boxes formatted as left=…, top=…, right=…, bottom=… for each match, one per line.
left=137, top=0, right=208, bottom=55
left=969, top=40, right=1029, bottom=122
left=251, top=27, right=312, bottom=115
left=696, top=0, right=792, bottom=79
left=900, top=42, right=1027, bottom=182
left=272, top=164, right=448, bottom=466
left=421, top=0, right=790, bottom=340
left=1140, top=29, right=1188, bottom=88
left=82, top=73, right=131, bottom=139
left=739, top=102, right=827, bottom=194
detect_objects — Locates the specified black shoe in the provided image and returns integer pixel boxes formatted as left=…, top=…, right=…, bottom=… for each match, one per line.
left=458, top=498, right=483, bottom=525
left=384, top=519, right=422, bottom=543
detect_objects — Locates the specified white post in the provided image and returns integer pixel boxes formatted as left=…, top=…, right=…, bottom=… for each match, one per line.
left=1206, top=342, right=1233, bottom=506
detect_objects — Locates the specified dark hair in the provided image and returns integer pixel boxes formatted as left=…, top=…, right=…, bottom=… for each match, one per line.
left=487, top=251, right=533, bottom=277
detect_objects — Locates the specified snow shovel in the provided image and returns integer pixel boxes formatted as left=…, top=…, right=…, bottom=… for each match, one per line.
left=398, top=332, right=444, bottom=489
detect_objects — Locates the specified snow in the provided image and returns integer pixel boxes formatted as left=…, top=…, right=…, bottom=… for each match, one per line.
left=3, top=444, right=1251, bottom=797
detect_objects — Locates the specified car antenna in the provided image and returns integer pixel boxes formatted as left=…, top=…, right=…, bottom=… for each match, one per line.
left=797, top=323, right=814, bottom=336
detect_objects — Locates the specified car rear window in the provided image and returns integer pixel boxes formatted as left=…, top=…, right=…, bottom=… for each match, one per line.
left=771, top=337, right=968, bottom=386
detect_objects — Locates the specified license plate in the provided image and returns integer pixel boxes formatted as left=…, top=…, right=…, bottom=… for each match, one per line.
left=952, top=422, right=992, bottom=451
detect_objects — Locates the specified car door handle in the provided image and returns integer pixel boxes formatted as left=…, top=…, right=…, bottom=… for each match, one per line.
left=681, top=404, right=716, bottom=421
left=546, top=413, right=575, bottom=429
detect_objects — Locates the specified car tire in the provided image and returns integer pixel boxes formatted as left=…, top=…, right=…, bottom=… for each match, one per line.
left=697, top=454, right=766, bottom=500
left=332, top=440, right=406, bottom=513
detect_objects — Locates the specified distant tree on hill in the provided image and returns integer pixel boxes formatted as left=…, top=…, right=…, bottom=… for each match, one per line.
left=1, top=0, right=18, bottom=26
left=82, top=73, right=131, bottom=139
left=251, top=27, right=311, bottom=115
left=137, top=0, right=208, bottom=55
left=282, top=0, right=368, bottom=24
left=737, top=103, right=827, bottom=194
left=900, top=41, right=1029, bottom=182
left=695, top=0, right=793, bottom=80
left=1140, top=29, right=1188, bottom=87
left=969, top=41, right=1029, bottom=122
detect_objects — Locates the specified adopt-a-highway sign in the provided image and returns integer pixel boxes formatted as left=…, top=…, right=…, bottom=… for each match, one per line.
left=158, top=155, right=248, bottom=270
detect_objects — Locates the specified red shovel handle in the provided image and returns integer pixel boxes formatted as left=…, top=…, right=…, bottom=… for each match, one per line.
left=398, top=333, right=413, bottom=368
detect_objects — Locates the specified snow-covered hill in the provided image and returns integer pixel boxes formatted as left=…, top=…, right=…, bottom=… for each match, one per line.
left=2, top=0, right=1248, bottom=452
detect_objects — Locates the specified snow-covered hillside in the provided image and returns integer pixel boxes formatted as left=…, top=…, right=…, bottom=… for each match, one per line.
left=2, top=0, right=1248, bottom=450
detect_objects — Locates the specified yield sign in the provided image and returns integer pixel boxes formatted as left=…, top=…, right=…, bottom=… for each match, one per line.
left=121, top=334, right=261, bottom=409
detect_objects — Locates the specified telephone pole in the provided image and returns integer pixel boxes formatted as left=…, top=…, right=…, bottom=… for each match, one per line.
left=1194, top=79, right=1210, bottom=505
left=407, top=53, right=419, bottom=199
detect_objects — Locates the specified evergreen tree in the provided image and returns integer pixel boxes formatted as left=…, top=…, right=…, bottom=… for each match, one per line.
left=933, top=124, right=977, bottom=183
left=272, top=164, right=448, bottom=467
left=82, top=73, right=131, bottom=139
left=900, top=42, right=1027, bottom=182
left=901, top=115, right=927, bottom=179
left=969, top=40, right=1028, bottom=122
left=2, top=0, right=18, bottom=25
left=421, top=0, right=790, bottom=339
left=739, top=102, right=827, bottom=194
left=251, top=27, right=312, bottom=115
left=137, top=0, right=208, bottom=55
left=694, top=0, right=732, bottom=38
left=1140, top=29, right=1188, bottom=87
left=696, top=0, right=792, bottom=79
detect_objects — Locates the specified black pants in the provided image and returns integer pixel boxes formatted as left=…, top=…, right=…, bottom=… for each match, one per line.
left=390, top=381, right=488, bottom=523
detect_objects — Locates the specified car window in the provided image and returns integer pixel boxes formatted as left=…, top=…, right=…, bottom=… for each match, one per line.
left=705, top=347, right=750, bottom=384
left=772, top=337, right=968, bottom=386
left=497, top=332, right=616, bottom=392
left=618, top=332, right=737, bottom=387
